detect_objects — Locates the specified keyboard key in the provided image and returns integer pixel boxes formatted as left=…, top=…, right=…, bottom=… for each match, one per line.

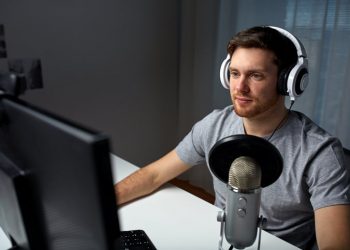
left=119, top=230, right=156, bottom=250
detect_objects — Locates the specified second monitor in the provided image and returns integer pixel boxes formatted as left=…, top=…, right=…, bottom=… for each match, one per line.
left=0, top=94, right=120, bottom=250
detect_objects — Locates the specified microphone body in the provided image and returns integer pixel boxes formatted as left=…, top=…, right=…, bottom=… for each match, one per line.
left=225, top=187, right=261, bottom=249
left=225, top=156, right=262, bottom=249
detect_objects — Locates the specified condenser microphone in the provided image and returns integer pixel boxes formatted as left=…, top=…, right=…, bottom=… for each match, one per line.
left=209, top=134, right=283, bottom=250
left=225, top=156, right=261, bottom=249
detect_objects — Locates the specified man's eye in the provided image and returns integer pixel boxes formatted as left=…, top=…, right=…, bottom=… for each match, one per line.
left=251, top=73, right=263, bottom=80
left=230, top=71, right=239, bottom=78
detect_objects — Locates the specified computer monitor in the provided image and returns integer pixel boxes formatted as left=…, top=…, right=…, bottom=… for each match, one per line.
left=0, top=94, right=120, bottom=250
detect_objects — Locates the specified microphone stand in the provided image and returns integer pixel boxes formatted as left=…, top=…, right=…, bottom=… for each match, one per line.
left=257, top=216, right=267, bottom=250
left=217, top=212, right=266, bottom=250
left=217, top=210, right=225, bottom=250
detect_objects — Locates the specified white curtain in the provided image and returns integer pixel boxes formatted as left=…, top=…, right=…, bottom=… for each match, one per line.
left=177, top=0, right=350, bottom=194
left=284, top=0, right=350, bottom=149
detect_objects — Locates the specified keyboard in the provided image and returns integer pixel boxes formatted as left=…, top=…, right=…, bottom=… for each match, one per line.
left=118, top=230, right=157, bottom=250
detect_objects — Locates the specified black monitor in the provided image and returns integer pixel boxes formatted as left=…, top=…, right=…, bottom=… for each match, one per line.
left=0, top=94, right=120, bottom=250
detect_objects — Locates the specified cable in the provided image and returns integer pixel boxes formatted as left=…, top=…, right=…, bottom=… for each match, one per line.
left=266, top=101, right=294, bottom=141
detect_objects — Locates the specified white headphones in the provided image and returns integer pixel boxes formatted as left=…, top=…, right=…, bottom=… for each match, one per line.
left=219, top=26, right=309, bottom=101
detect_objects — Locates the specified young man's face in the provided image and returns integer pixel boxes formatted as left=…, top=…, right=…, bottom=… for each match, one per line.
left=229, top=47, right=283, bottom=119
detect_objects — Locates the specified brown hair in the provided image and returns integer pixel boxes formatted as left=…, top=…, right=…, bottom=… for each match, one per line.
left=227, top=26, right=297, bottom=74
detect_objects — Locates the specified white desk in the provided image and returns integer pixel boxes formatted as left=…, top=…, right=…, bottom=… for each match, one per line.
left=112, top=155, right=299, bottom=250
left=0, top=155, right=300, bottom=250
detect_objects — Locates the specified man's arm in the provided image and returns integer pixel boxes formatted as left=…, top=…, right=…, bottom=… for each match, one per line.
left=315, top=204, right=350, bottom=250
left=114, top=149, right=191, bottom=205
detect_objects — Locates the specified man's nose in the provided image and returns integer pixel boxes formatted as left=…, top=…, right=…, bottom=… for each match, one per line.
left=232, top=75, right=249, bottom=93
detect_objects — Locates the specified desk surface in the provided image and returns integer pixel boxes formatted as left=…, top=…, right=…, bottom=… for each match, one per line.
left=113, top=155, right=299, bottom=250
left=0, top=155, right=299, bottom=250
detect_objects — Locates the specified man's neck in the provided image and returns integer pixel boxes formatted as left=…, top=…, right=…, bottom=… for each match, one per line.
left=242, top=105, right=289, bottom=138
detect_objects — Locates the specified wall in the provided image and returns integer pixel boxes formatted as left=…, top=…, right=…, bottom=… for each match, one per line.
left=0, top=0, right=180, bottom=166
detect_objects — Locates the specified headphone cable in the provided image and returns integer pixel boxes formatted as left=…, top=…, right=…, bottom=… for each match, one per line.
left=266, top=100, right=294, bottom=141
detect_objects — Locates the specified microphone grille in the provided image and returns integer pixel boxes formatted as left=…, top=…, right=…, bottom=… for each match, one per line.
left=228, top=156, right=261, bottom=190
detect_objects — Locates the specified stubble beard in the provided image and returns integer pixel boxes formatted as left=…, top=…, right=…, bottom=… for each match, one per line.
left=232, top=94, right=281, bottom=118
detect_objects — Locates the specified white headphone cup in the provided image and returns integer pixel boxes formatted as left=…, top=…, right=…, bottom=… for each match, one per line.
left=220, top=55, right=231, bottom=89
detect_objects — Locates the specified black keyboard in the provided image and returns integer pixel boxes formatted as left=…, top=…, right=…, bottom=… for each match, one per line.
left=118, top=230, right=157, bottom=250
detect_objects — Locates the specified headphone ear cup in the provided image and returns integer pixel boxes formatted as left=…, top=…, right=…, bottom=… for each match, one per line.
left=277, top=67, right=291, bottom=95
left=278, top=64, right=309, bottom=99
left=220, top=55, right=231, bottom=89
left=294, top=67, right=309, bottom=96
left=286, top=60, right=309, bottom=100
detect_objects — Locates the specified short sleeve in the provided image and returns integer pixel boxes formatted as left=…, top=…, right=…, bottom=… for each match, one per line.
left=306, top=139, right=350, bottom=210
left=175, top=121, right=206, bottom=166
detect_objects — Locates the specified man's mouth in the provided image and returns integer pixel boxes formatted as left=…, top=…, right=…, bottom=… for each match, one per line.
left=234, top=96, right=252, bottom=105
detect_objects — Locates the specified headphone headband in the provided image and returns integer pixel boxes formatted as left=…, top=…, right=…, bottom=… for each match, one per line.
left=268, top=26, right=307, bottom=58
left=220, top=26, right=309, bottom=101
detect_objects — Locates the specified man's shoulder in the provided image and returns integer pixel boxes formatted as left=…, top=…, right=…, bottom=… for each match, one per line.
left=196, top=105, right=241, bottom=132
left=286, top=111, right=343, bottom=158
left=289, top=111, right=336, bottom=141
left=203, top=105, right=236, bottom=121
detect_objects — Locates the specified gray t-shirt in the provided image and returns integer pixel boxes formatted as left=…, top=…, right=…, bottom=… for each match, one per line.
left=175, top=105, right=350, bottom=250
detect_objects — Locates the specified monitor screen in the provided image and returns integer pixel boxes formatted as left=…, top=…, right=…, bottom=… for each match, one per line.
left=0, top=94, right=120, bottom=250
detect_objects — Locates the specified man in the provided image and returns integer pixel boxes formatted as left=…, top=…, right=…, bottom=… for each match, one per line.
left=115, top=26, right=350, bottom=250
